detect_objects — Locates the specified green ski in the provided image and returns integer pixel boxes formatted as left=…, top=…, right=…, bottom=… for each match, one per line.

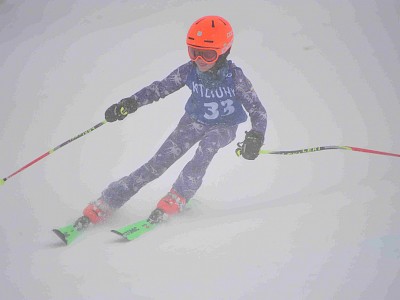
left=111, top=219, right=158, bottom=241
left=53, top=216, right=90, bottom=245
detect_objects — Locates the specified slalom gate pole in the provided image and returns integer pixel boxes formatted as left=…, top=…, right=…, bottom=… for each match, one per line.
left=1, top=120, right=108, bottom=187
left=236, top=145, right=400, bottom=158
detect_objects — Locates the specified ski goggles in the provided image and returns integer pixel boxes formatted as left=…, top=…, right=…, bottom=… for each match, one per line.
left=188, top=46, right=219, bottom=64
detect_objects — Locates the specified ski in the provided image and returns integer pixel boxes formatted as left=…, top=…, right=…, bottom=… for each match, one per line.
left=111, top=219, right=158, bottom=241
left=111, top=203, right=198, bottom=241
left=52, top=216, right=90, bottom=245
left=54, top=204, right=196, bottom=244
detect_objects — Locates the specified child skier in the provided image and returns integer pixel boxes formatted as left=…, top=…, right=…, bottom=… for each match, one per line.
left=80, top=15, right=267, bottom=227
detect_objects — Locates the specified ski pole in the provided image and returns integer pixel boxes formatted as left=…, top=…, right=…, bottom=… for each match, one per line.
left=236, top=144, right=400, bottom=158
left=1, top=120, right=108, bottom=186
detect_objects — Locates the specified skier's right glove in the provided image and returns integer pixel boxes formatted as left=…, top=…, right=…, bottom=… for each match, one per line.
left=105, top=97, right=138, bottom=122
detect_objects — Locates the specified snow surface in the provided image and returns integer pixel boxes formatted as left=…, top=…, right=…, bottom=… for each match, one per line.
left=1, top=1, right=399, bottom=299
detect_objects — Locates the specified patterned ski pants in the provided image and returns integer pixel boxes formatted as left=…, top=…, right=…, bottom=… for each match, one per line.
left=102, top=113, right=238, bottom=209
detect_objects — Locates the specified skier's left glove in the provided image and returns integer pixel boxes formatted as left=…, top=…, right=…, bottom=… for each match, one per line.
left=237, top=130, right=264, bottom=160
left=105, top=97, right=138, bottom=122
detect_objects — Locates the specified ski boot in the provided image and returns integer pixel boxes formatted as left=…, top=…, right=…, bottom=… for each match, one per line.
left=147, top=188, right=186, bottom=224
left=53, top=198, right=114, bottom=245
left=83, top=198, right=114, bottom=224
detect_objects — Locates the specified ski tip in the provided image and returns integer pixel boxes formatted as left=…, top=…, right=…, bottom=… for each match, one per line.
left=0, top=178, right=5, bottom=186
left=52, top=229, right=68, bottom=245
left=111, top=229, right=131, bottom=242
left=110, top=229, right=124, bottom=237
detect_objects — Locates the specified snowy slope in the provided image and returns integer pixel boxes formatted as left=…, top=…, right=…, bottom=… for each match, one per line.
left=1, top=1, right=399, bottom=299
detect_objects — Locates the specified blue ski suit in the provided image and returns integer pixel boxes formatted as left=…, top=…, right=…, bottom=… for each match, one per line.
left=102, top=60, right=267, bottom=209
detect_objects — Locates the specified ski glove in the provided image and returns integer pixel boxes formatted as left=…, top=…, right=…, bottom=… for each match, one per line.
left=240, top=130, right=264, bottom=160
left=105, top=98, right=138, bottom=122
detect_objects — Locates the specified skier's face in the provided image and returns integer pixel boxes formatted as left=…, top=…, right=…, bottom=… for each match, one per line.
left=195, top=58, right=216, bottom=72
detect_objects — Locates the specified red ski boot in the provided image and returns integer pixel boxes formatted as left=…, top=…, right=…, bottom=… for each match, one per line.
left=83, top=198, right=114, bottom=224
left=148, top=189, right=187, bottom=224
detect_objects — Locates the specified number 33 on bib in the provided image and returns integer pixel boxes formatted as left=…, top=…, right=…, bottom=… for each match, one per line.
left=184, top=63, right=248, bottom=126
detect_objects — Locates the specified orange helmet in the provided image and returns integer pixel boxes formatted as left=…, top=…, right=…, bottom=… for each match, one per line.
left=186, top=16, right=234, bottom=63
